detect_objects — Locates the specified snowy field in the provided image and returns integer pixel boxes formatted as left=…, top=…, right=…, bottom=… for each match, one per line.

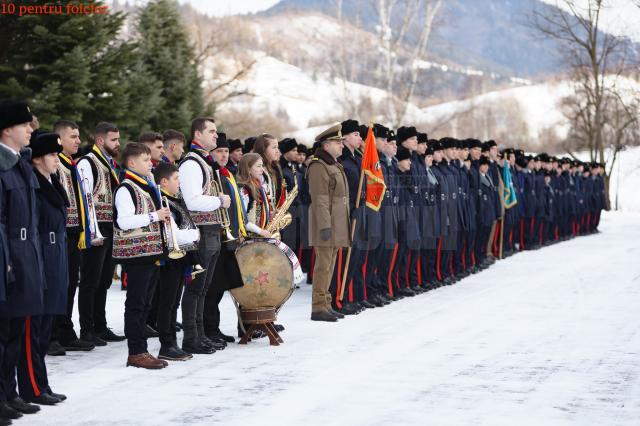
left=31, top=211, right=640, bottom=426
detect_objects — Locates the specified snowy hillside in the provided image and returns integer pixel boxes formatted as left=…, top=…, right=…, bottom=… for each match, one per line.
left=601, top=146, right=640, bottom=213
left=30, top=211, right=640, bottom=425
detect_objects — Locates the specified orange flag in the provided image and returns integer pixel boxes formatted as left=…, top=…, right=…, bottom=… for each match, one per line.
left=361, top=125, right=386, bottom=211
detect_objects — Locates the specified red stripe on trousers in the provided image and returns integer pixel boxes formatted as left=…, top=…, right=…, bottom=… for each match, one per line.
left=405, top=251, right=412, bottom=288
left=416, top=254, right=422, bottom=286
left=362, top=254, right=368, bottom=300
left=25, top=316, right=41, bottom=397
left=436, top=238, right=442, bottom=281
left=461, top=239, right=466, bottom=270
left=387, top=244, right=399, bottom=296
left=539, top=222, right=544, bottom=245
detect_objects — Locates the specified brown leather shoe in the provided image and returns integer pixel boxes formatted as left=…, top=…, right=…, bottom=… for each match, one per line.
left=126, top=352, right=166, bottom=369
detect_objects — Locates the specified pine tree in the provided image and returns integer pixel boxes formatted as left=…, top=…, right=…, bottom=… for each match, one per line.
left=0, top=1, right=162, bottom=140
left=136, top=0, right=207, bottom=137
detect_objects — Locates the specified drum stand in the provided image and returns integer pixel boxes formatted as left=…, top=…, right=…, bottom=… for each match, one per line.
left=238, top=308, right=284, bottom=346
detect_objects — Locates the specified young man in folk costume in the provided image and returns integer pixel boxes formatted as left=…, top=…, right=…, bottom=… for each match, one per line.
left=0, top=99, right=45, bottom=419
left=307, top=123, right=351, bottom=322
left=227, top=138, right=243, bottom=176
left=139, top=131, right=165, bottom=169
left=50, top=120, right=96, bottom=354
left=76, top=122, right=125, bottom=346
left=17, top=131, right=69, bottom=406
left=112, top=143, right=170, bottom=369
left=178, top=117, right=231, bottom=355
left=202, top=135, right=246, bottom=346
left=162, top=129, right=186, bottom=165
left=153, top=162, right=200, bottom=362
left=139, top=131, right=168, bottom=336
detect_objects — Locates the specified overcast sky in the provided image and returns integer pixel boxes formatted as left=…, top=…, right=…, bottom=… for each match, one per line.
left=172, top=0, right=640, bottom=41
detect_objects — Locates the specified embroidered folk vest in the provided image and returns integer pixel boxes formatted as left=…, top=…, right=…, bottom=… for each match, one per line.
left=57, top=161, right=80, bottom=230
left=112, top=180, right=163, bottom=261
left=182, top=152, right=221, bottom=226
left=85, top=152, right=114, bottom=223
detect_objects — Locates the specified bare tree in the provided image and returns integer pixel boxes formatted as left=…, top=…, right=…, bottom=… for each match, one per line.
left=187, top=13, right=258, bottom=109
left=531, top=0, right=638, bottom=207
left=375, top=0, right=443, bottom=127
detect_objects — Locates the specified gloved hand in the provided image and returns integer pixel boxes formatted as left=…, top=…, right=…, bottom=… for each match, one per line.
left=320, top=228, right=331, bottom=241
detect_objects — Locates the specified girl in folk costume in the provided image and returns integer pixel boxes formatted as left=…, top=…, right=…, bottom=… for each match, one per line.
left=253, top=134, right=286, bottom=211
left=112, top=143, right=171, bottom=370
left=236, top=153, right=273, bottom=238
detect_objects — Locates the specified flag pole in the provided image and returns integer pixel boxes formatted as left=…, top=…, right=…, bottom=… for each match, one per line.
left=339, top=123, right=370, bottom=302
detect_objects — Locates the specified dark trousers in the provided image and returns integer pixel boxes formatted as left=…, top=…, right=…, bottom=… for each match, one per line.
left=156, top=263, right=185, bottom=347
left=17, top=315, right=53, bottom=401
left=78, top=237, right=114, bottom=336
left=396, top=243, right=419, bottom=289
left=182, top=226, right=220, bottom=343
left=146, top=281, right=160, bottom=329
left=466, top=229, right=477, bottom=266
left=475, top=225, right=492, bottom=264
left=454, top=231, right=466, bottom=274
left=420, top=248, right=437, bottom=286
left=123, top=264, right=159, bottom=355
left=330, top=245, right=365, bottom=304
left=0, top=317, right=25, bottom=401
left=363, top=249, right=379, bottom=297
left=203, top=243, right=238, bottom=337
left=372, top=244, right=396, bottom=295
left=53, top=234, right=81, bottom=344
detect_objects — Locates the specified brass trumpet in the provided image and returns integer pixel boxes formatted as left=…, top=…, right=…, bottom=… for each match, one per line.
left=162, top=196, right=186, bottom=259
left=80, top=169, right=105, bottom=246
left=214, top=169, right=236, bottom=243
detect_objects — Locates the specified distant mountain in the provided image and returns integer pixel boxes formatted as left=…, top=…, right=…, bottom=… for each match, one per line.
left=263, top=0, right=586, bottom=77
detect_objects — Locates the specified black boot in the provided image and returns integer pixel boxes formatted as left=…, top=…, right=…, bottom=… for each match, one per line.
left=62, top=337, right=95, bottom=351
left=311, top=311, right=338, bottom=322
left=80, top=332, right=107, bottom=347
left=0, top=402, right=22, bottom=419
left=182, top=339, right=215, bottom=355
left=47, top=341, right=66, bottom=356
left=7, top=397, right=39, bottom=414
left=26, top=394, right=60, bottom=406
left=159, top=345, right=193, bottom=361
left=96, top=328, right=126, bottom=342
left=48, top=391, right=67, bottom=402
left=328, top=308, right=345, bottom=319
left=360, top=300, right=376, bottom=309
left=202, top=336, right=226, bottom=351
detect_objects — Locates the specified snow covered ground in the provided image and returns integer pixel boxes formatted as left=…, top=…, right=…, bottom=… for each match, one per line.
left=31, top=211, right=640, bottom=426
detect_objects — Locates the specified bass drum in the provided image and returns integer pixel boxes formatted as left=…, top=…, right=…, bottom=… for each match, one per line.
left=231, top=239, right=295, bottom=322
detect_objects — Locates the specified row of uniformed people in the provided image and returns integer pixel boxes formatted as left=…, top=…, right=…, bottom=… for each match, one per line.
left=294, top=120, right=607, bottom=321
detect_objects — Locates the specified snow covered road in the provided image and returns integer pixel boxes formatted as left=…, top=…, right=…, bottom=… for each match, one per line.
left=31, top=212, right=640, bottom=425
